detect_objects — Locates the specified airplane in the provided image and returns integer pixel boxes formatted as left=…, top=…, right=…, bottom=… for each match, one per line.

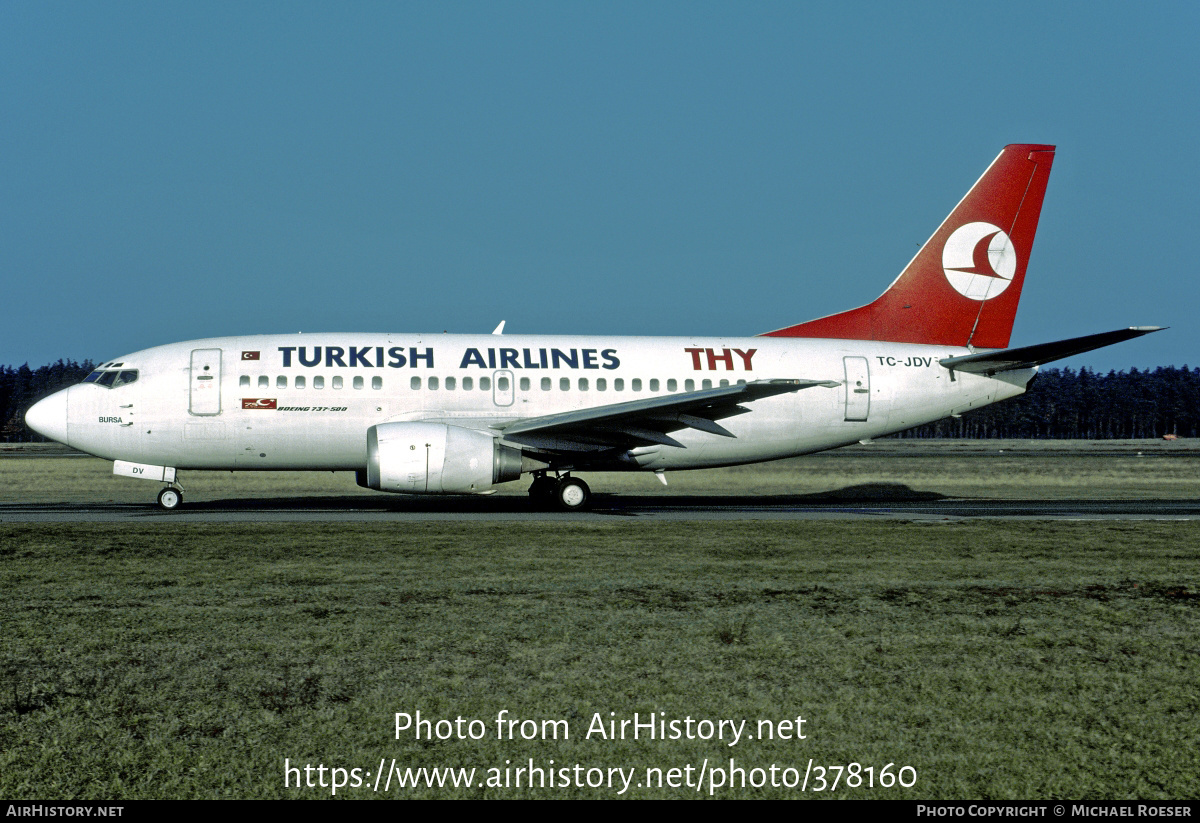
left=24, top=144, right=1162, bottom=512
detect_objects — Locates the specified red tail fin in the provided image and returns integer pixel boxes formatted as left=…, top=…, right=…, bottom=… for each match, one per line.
left=762, top=144, right=1055, bottom=348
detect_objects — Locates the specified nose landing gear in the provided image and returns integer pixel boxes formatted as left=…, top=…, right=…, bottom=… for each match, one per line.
left=156, top=484, right=184, bottom=511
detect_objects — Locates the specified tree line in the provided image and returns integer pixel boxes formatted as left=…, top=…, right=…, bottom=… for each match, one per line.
left=889, top=365, right=1199, bottom=439
left=2, top=361, right=1197, bottom=442
left=1, top=360, right=95, bottom=441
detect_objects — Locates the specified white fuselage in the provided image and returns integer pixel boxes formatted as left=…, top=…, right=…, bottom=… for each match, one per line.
left=44, top=332, right=1033, bottom=474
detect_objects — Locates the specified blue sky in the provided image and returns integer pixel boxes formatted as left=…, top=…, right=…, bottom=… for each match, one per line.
left=3, top=1, right=1196, bottom=372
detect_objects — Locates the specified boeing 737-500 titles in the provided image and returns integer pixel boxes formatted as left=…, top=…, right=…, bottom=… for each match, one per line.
left=25, top=145, right=1161, bottom=511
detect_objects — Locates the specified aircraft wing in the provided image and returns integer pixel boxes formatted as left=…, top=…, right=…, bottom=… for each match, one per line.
left=493, top=378, right=840, bottom=451
left=939, top=327, right=1165, bottom=376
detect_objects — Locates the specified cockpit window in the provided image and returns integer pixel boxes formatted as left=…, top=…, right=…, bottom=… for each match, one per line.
left=82, top=368, right=139, bottom=388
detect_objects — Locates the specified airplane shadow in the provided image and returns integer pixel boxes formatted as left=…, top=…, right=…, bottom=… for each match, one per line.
left=178, top=482, right=948, bottom=515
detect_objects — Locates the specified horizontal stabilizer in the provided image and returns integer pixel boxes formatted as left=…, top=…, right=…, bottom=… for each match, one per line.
left=939, top=327, right=1165, bottom=375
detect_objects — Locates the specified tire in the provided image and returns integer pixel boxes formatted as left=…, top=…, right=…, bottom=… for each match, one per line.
left=554, top=477, right=591, bottom=512
left=157, top=487, right=183, bottom=510
left=528, top=475, right=555, bottom=500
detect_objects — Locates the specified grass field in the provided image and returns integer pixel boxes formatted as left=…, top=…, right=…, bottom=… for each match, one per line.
left=2, top=520, right=1198, bottom=799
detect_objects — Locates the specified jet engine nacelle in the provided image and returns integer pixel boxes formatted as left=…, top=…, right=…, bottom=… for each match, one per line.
left=363, top=422, right=524, bottom=494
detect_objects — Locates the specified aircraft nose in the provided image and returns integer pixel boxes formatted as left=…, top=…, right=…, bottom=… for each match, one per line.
left=25, top=388, right=70, bottom=446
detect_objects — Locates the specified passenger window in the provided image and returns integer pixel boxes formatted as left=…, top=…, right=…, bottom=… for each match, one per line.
left=560, top=377, right=570, bottom=391
left=614, top=378, right=625, bottom=391
left=446, top=376, right=456, bottom=390
left=597, top=378, right=606, bottom=391
left=702, top=379, right=712, bottom=390
left=480, top=377, right=491, bottom=391
left=578, top=378, right=588, bottom=391
left=259, top=375, right=269, bottom=388
left=719, top=379, right=729, bottom=387
left=632, top=379, right=642, bottom=392
left=497, top=376, right=509, bottom=391
left=314, top=376, right=325, bottom=389
left=353, top=376, right=364, bottom=389
left=463, top=376, right=473, bottom=391
left=541, top=377, right=551, bottom=391
left=519, top=377, right=530, bottom=391
left=685, top=379, right=695, bottom=391
left=295, top=376, right=306, bottom=389
left=372, top=376, right=382, bottom=390
left=649, top=379, right=659, bottom=392
left=240, top=375, right=250, bottom=387
left=411, top=376, right=421, bottom=390
left=667, top=379, right=677, bottom=392
left=333, top=376, right=343, bottom=389
left=736, top=379, right=746, bottom=386
left=277, top=375, right=287, bottom=389
left=429, top=377, right=439, bottom=390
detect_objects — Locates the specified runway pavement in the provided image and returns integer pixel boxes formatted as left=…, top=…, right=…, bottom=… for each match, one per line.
left=3, top=494, right=1199, bottom=522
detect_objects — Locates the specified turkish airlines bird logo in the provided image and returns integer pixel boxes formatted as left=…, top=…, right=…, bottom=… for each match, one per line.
left=242, top=398, right=277, bottom=409
left=941, top=222, right=1017, bottom=301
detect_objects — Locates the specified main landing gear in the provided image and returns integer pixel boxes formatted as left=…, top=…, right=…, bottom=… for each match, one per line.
left=529, top=473, right=591, bottom=512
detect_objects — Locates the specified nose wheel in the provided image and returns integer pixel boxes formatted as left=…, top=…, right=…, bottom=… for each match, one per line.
left=157, top=486, right=183, bottom=511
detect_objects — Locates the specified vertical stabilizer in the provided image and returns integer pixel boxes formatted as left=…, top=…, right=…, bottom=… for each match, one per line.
left=763, top=144, right=1055, bottom=348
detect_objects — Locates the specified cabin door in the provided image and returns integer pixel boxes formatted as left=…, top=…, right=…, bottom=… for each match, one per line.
left=189, top=348, right=223, bottom=416
left=843, top=356, right=870, bottom=422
